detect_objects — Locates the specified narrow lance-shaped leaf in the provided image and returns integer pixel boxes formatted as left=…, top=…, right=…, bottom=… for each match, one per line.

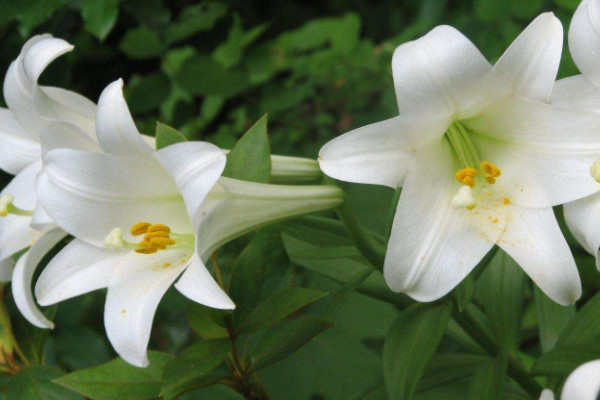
left=186, top=303, right=228, bottom=340
left=250, top=316, right=334, bottom=371
left=556, top=291, right=600, bottom=346
left=155, top=122, right=187, bottom=150
left=531, top=345, right=600, bottom=377
left=7, top=366, right=82, bottom=400
left=223, top=114, right=271, bottom=183
left=383, top=301, right=452, bottom=400
left=476, top=250, right=525, bottom=354
left=467, top=354, right=508, bottom=400
left=238, top=287, right=328, bottom=334
left=54, top=351, right=172, bottom=400
left=161, top=339, right=231, bottom=400
left=534, top=286, right=574, bottom=353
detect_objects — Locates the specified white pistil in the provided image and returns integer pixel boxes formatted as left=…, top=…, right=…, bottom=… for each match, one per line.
left=451, top=186, right=476, bottom=210
left=103, top=228, right=125, bottom=249
left=0, top=195, right=14, bottom=217
left=591, top=158, right=600, bottom=183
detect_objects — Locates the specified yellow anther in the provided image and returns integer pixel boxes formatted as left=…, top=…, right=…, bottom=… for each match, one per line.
left=135, top=247, right=158, bottom=254
left=144, top=231, right=169, bottom=240
left=455, top=167, right=477, bottom=187
left=481, top=161, right=501, bottom=184
left=130, top=222, right=151, bottom=236
left=147, top=224, right=170, bottom=233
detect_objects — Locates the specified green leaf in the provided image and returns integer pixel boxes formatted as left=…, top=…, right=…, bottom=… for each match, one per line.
left=238, top=287, right=328, bottom=334
left=165, top=2, right=230, bottom=45
left=222, top=115, right=271, bottom=183
left=476, top=250, right=525, bottom=354
left=229, top=228, right=291, bottom=324
left=175, top=54, right=249, bottom=98
left=186, top=303, right=228, bottom=340
left=556, top=291, right=600, bottom=346
left=250, top=316, right=334, bottom=371
left=124, top=73, right=171, bottom=114
left=531, top=345, right=600, bottom=377
left=534, top=286, right=574, bottom=353
left=6, top=366, right=82, bottom=400
left=467, top=355, right=508, bottom=400
left=383, top=301, right=452, bottom=400
left=54, top=326, right=112, bottom=370
left=155, top=122, right=187, bottom=150
left=553, top=0, right=580, bottom=10
left=80, top=0, right=120, bottom=40
left=161, top=339, right=231, bottom=400
left=54, top=351, right=172, bottom=400
left=417, top=354, right=489, bottom=392
left=119, top=27, right=165, bottom=59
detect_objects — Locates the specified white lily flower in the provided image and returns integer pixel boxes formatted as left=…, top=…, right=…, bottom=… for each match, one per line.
left=35, top=79, right=344, bottom=367
left=552, top=0, right=600, bottom=271
left=318, top=13, right=600, bottom=305
left=539, top=359, right=600, bottom=400
left=0, top=34, right=97, bottom=329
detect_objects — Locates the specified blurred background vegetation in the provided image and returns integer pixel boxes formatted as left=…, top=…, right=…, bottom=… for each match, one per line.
left=0, top=1, right=591, bottom=399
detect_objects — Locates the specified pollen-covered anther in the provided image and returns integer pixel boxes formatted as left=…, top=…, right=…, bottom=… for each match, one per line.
left=455, top=167, right=477, bottom=187
left=451, top=186, right=476, bottom=210
left=0, top=195, right=14, bottom=217
left=130, top=222, right=176, bottom=254
left=481, top=161, right=501, bottom=184
left=130, top=222, right=151, bottom=236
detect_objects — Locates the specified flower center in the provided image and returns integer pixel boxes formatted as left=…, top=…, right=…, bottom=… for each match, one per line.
left=0, top=194, right=33, bottom=217
left=590, top=158, right=600, bottom=183
left=102, top=222, right=194, bottom=254
left=444, top=122, right=502, bottom=210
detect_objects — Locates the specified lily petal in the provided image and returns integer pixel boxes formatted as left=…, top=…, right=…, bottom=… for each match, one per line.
left=30, top=203, right=55, bottom=232
left=37, top=148, right=191, bottom=246
left=392, top=25, right=495, bottom=122
left=498, top=205, right=581, bottom=306
left=175, top=254, right=235, bottom=309
left=0, top=108, right=40, bottom=175
left=466, top=99, right=600, bottom=207
left=12, top=229, right=66, bottom=329
left=40, top=122, right=100, bottom=155
left=0, top=162, right=44, bottom=261
left=318, top=116, right=419, bottom=188
left=155, top=142, right=226, bottom=219
left=551, top=75, right=600, bottom=112
left=539, top=389, right=555, bottom=400
left=569, top=0, right=600, bottom=88
left=36, top=239, right=128, bottom=306
left=564, top=194, right=600, bottom=270
left=95, top=79, right=154, bottom=159
left=494, top=13, right=562, bottom=102
left=34, top=86, right=96, bottom=136
left=383, top=141, right=506, bottom=301
left=104, top=249, right=193, bottom=367
left=561, top=359, right=600, bottom=400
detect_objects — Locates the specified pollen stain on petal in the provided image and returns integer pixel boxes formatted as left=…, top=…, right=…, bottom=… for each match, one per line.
left=503, top=198, right=510, bottom=205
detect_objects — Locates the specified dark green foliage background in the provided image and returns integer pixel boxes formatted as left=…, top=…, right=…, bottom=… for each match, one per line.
left=0, top=0, right=595, bottom=399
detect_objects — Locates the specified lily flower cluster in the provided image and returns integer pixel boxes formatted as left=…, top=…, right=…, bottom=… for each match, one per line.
left=5, top=3, right=600, bottom=391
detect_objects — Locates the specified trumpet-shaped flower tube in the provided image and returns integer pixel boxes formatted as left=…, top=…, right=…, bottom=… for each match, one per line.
left=318, top=13, right=598, bottom=305
left=35, top=79, right=344, bottom=367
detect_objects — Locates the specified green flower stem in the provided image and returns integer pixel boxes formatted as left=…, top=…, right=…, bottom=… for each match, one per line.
left=451, top=306, right=542, bottom=396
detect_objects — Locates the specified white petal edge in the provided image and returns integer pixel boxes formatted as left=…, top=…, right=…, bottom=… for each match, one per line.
left=569, top=0, right=600, bottom=89
left=104, top=249, right=193, bottom=367
left=36, top=239, right=129, bottom=306
left=494, top=13, right=563, bottom=102
left=498, top=205, right=581, bottom=306
left=318, top=116, right=418, bottom=188
left=561, top=359, right=600, bottom=400
left=155, top=141, right=226, bottom=219
left=0, top=108, right=40, bottom=175
left=539, top=389, right=555, bottom=400
left=12, top=229, right=67, bottom=329
left=175, top=254, right=235, bottom=310
left=564, top=193, right=600, bottom=270
left=551, top=75, right=600, bottom=112
left=392, top=25, right=496, bottom=122
left=383, top=140, right=506, bottom=301
left=95, top=79, right=154, bottom=159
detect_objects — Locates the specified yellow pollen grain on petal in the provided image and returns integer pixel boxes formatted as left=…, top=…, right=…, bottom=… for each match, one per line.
left=503, top=198, right=510, bottom=205
left=481, top=161, right=501, bottom=185
left=130, top=222, right=151, bottom=236
left=455, top=167, right=477, bottom=187
left=148, top=224, right=170, bottom=233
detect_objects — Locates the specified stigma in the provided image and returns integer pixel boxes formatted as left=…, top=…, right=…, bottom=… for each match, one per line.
left=0, top=194, right=34, bottom=217
left=451, top=186, right=476, bottom=210
left=591, top=158, right=600, bottom=183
